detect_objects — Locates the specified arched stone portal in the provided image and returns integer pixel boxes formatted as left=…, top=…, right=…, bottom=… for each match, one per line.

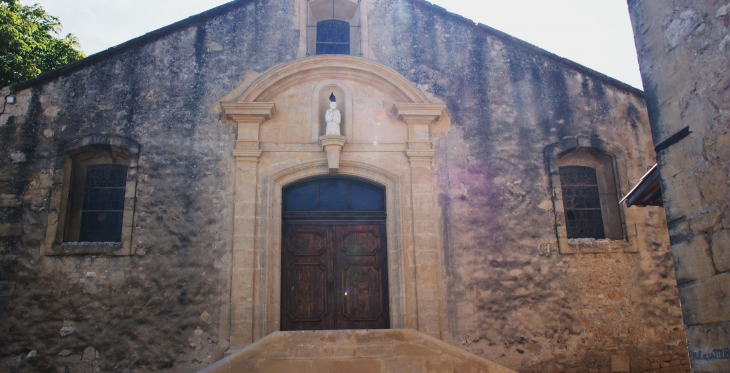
left=220, top=55, right=447, bottom=351
left=280, top=175, right=390, bottom=331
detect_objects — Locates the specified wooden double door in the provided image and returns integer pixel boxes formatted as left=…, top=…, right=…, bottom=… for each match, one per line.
left=281, top=223, right=390, bottom=331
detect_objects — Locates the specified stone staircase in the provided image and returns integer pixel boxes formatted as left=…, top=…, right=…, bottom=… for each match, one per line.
left=199, top=329, right=515, bottom=373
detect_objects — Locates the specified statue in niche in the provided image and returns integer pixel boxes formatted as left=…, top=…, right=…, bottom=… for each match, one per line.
left=325, top=92, right=342, bottom=136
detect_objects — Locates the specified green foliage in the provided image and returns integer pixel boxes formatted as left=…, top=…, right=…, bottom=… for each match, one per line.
left=0, top=0, right=85, bottom=87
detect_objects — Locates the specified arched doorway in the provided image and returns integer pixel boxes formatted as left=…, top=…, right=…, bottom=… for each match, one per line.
left=221, top=55, right=446, bottom=347
left=280, top=176, right=390, bottom=330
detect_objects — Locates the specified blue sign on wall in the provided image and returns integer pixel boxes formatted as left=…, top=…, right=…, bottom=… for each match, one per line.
left=692, top=349, right=730, bottom=361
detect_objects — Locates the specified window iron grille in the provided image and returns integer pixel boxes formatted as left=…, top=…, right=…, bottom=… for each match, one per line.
left=79, top=164, right=126, bottom=242
left=316, top=19, right=350, bottom=55
left=560, top=166, right=606, bottom=239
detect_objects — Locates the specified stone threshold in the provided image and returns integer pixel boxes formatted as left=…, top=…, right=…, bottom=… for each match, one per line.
left=200, top=329, right=516, bottom=373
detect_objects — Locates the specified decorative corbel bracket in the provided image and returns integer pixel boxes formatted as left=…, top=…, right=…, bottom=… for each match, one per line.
left=319, top=135, right=347, bottom=174
left=392, top=103, right=446, bottom=161
left=221, top=102, right=276, bottom=160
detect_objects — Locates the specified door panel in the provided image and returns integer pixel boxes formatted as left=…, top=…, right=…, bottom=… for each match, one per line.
left=341, top=264, right=384, bottom=321
left=334, top=224, right=389, bottom=330
left=281, top=223, right=389, bottom=331
left=286, top=263, right=328, bottom=322
left=281, top=225, right=333, bottom=330
left=287, top=229, right=327, bottom=256
left=341, top=228, right=381, bottom=256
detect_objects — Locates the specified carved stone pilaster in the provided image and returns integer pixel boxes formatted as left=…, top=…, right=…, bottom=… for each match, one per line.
left=219, top=101, right=274, bottom=349
left=392, top=102, right=445, bottom=337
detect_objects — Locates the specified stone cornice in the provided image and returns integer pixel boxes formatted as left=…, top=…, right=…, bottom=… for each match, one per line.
left=394, top=103, right=445, bottom=161
left=392, top=103, right=446, bottom=124
left=405, top=150, right=436, bottom=161
left=318, top=135, right=347, bottom=147
left=232, top=149, right=263, bottom=161
left=221, top=102, right=275, bottom=124
left=222, top=102, right=274, bottom=160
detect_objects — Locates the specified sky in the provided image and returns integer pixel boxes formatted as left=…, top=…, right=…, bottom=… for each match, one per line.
left=20, top=0, right=644, bottom=89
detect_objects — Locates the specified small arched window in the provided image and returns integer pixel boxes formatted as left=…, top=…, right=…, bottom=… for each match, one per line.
left=545, top=137, right=635, bottom=254
left=557, top=148, right=623, bottom=241
left=306, top=0, right=361, bottom=56
left=44, top=136, right=140, bottom=255
left=62, top=144, right=130, bottom=244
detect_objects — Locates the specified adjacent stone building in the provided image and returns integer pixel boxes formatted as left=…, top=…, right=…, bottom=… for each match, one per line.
left=628, top=1, right=730, bottom=372
left=0, top=0, right=688, bottom=372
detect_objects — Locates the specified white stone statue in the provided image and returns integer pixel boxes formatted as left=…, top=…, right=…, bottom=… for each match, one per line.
left=325, top=92, right=342, bottom=135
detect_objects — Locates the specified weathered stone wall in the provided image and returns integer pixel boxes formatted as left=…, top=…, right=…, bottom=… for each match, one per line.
left=368, top=1, right=688, bottom=372
left=628, top=0, right=730, bottom=372
left=0, top=1, right=299, bottom=372
left=0, top=0, right=690, bottom=372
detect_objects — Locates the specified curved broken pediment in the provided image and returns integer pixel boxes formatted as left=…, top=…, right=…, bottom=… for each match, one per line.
left=236, top=55, right=431, bottom=104
left=220, top=55, right=445, bottom=150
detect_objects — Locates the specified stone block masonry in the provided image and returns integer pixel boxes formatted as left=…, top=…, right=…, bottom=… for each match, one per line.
left=628, top=0, right=730, bottom=371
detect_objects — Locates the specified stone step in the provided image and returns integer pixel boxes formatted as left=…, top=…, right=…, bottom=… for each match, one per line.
left=199, top=329, right=515, bottom=373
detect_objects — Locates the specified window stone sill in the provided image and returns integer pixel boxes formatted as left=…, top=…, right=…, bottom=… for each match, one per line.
left=47, top=242, right=126, bottom=256
left=560, top=238, right=638, bottom=254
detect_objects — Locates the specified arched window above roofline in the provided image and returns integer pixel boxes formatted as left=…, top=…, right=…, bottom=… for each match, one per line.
left=305, top=0, right=362, bottom=56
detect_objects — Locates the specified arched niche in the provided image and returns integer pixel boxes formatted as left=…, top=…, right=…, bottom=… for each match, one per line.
left=313, top=81, right=353, bottom=140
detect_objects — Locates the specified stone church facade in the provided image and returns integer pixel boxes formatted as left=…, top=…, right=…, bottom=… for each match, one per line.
left=0, top=0, right=689, bottom=372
